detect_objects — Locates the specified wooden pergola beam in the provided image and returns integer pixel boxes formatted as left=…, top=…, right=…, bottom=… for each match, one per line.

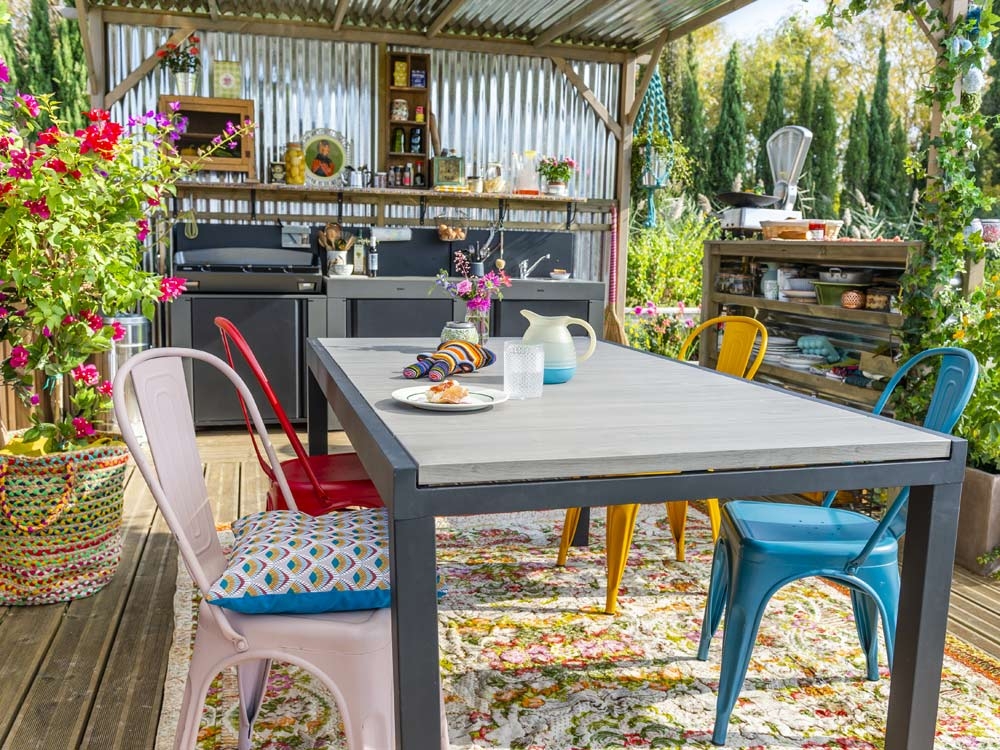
left=533, top=0, right=608, bottom=47
left=613, top=56, right=638, bottom=318
left=332, top=0, right=350, bottom=31
left=97, top=7, right=632, bottom=63
left=75, top=0, right=104, bottom=109
left=661, top=0, right=759, bottom=42
left=207, top=0, right=220, bottom=20
left=426, top=0, right=467, bottom=37
left=103, top=26, right=195, bottom=109
left=550, top=56, right=622, bottom=140
left=626, top=27, right=669, bottom=128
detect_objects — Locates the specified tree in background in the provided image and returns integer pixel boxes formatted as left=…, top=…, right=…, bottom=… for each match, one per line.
left=754, top=61, right=786, bottom=194
left=795, top=52, right=814, bottom=195
left=867, top=32, right=893, bottom=215
left=840, top=91, right=870, bottom=213
left=660, top=40, right=685, bottom=141
left=0, top=18, right=17, bottom=91
left=680, top=37, right=710, bottom=197
left=53, top=11, right=88, bottom=130
left=810, top=76, right=838, bottom=218
left=707, top=44, right=746, bottom=195
left=889, top=116, right=911, bottom=217
left=23, top=0, right=53, bottom=101
left=978, top=31, right=1000, bottom=193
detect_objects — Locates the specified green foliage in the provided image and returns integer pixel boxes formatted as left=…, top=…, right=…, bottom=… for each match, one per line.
left=52, top=16, right=88, bottom=132
left=660, top=41, right=685, bottom=142
left=841, top=91, right=870, bottom=214
left=810, top=76, right=838, bottom=218
left=707, top=44, right=746, bottom=195
left=24, top=0, right=52, bottom=100
left=679, top=37, right=709, bottom=199
left=754, top=62, right=786, bottom=195
left=630, top=134, right=690, bottom=224
left=867, top=32, right=894, bottom=216
left=624, top=301, right=697, bottom=360
left=795, top=52, right=814, bottom=193
left=625, top=199, right=714, bottom=307
left=889, top=117, right=912, bottom=216
left=0, top=20, right=16, bottom=92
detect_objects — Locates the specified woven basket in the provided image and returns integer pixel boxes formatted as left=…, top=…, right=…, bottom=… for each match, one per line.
left=0, top=441, right=130, bottom=605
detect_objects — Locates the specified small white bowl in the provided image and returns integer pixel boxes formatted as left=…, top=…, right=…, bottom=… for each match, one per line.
left=331, top=264, right=354, bottom=276
left=785, top=277, right=815, bottom=291
left=549, top=271, right=571, bottom=280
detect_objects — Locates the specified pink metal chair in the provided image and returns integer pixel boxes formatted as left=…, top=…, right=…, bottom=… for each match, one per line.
left=113, top=347, right=445, bottom=750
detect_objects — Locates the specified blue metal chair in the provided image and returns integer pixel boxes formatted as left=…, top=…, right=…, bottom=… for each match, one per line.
left=697, top=347, right=979, bottom=746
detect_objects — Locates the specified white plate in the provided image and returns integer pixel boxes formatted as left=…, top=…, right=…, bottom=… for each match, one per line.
left=768, top=336, right=797, bottom=346
left=782, top=290, right=818, bottom=299
left=391, top=385, right=509, bottom=412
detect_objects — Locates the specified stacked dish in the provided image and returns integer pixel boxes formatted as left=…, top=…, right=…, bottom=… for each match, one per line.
left=754, top=336, right=798, bottom=367
left=779, top=353, right=828, bottom=371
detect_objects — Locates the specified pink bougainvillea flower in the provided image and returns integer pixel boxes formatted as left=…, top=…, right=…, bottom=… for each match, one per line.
left=0, top=307, right=7, bottom=318
left=97, top=380, right=113, bottom=396
left=42, top=326, right=51, bottom=337
left=168, top=100, right=181, bottom=112
left=0, top=59, right=8, bottom=84
left=159, top=276, right=187, bottom=302
left=9, top=345, right=29, bottom=368
left=35, top=126, right=61, bottom=147
left=111, top=321, right=126, bottom=341
left=72, top=417, right=96, bottom=438
left=16, top=93, right=40, bottom=118
left=62, top=314, right=76, bottom=325
left=44, top=158, right=68, bottom=173
left=72, top=363, right=100, bottom=386
left=23, top=197, right=50, bottom=219
left=136, top=218, right=150, bottom=242
left=82, top=310, right=104, bottom=332
left=29, top=393, right=40, bottom=406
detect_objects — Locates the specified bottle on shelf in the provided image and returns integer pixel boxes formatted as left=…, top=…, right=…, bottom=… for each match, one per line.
left=367, top=236, right=379, bottom=278
left=403, top=163, right=413, bottom=187
left=414, top=163, right=426, bottom=187
left=409, top=127, right=423, bottom=154
left=392, top=127, right=406, bottom=153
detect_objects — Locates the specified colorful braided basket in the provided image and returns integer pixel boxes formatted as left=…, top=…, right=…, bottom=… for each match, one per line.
left=0, top=441, right=130, bottom=605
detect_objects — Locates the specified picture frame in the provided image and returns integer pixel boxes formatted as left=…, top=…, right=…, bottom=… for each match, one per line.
left=431, top=155, right=465, bottom=188
left=212, top=61, right=242, bottom=98
left=302, top=128, right=351, bottom=184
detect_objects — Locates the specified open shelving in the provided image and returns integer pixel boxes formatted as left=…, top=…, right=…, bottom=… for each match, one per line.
left=157, top=95, right=256, bottom=181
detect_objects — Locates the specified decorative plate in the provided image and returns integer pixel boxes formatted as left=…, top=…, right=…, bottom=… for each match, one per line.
left=391, top=385, right=509, bottom=412
left=302, top=128, right=350, bottom=184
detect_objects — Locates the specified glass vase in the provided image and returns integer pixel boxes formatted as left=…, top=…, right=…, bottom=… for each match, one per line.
left=465, top=306, right=490, bottom=345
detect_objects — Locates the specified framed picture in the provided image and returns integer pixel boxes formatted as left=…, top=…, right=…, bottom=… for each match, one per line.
left=431, top=155, right=465, bottom=188
left=302, top=128, right=350, bottom=184
left=212, top=61, right=242, bottom=98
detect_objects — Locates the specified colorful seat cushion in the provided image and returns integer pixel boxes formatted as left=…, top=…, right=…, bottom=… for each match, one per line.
left=207, top=508, right=397, bottom=615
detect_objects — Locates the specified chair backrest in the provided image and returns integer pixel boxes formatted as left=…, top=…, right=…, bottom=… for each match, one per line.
left=113, top=348, right=298, bottom=625
left=835, top=347, right=979, bottom=569
left=679, top=315, right=768, bottom=380
left=214, top=316, right=327, bottom=501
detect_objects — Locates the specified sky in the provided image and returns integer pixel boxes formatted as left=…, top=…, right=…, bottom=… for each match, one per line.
left=718, top=0, right=829, bottom=40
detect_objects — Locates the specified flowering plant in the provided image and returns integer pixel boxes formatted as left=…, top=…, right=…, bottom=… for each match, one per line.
left=0, top=51, right=250, bottom=452
left=433, top=251, right=511, bottom=313
left=156, top=35, right=201, bottom=74
left=625, top=301, right=696, bottom=359
left=537, top=156, right=577, bottom=184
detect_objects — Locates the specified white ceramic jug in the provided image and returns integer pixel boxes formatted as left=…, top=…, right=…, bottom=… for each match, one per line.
left=520, top=309, right=597, bottom=384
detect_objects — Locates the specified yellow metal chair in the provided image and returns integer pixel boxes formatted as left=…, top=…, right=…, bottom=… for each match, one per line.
left=556, top=315, right=768, bottom=614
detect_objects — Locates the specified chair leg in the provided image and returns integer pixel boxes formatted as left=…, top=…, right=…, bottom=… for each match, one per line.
left=604, top=504, right=640, bottom=615
left=706, top=498, right=722, bottom=542
left=556, top=507, right=581, bottom=566
left=849, top=591, right=881, bottom=681
left=712, top=576, right=776, bottom=745
left=665, top=500, right=688, bottom=562
left=697, top=539, right=729, bottom=661
left=175, top=652, right=219, bottom=750
left=236, top=658, right=273, bottom=750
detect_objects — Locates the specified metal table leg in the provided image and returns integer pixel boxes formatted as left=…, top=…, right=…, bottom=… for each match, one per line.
left=307, top=367, right=328, bottom=456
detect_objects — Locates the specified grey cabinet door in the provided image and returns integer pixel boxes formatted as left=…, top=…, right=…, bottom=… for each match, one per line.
left=496, top=300, right=591, bottom=337
left=351, top=299, right=456, bottom=337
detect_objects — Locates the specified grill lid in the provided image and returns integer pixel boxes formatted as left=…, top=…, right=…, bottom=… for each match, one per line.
left=173, top=246, right=319, bottom=270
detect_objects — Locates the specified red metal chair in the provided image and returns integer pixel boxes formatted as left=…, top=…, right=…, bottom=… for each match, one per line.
left=214, top=317, right=383, bottom=515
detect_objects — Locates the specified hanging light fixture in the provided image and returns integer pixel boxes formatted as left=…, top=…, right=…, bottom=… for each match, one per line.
left=641, top=141, right=670, bottom=227
left=633, top=69, right=673, bottom=228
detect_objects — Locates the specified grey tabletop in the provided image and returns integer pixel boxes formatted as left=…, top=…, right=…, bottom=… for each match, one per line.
left=315, top=337, right=952, bottom=486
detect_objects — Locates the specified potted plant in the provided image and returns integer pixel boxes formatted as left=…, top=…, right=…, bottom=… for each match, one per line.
left=0, top=34, right=251, bottom=604
left=537, top=156, right=577, bottom=196
left=156, top=34, right=201, bottom=95
left=950, top=268, right=1000, bottom=574
left=433, top=250, right=511, bottom=344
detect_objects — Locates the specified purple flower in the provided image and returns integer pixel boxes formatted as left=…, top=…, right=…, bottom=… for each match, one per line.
left=42, top=326, right=50, bottom=337
left=224, top=121, right=236, bottom=135
left=0, top=59, right=8, bottom=84
left=29, top=393, right=40, bottom=405
left=456, top=279, right=473, bottom=296
left=467, top=296, right=490, bottom=312
left=169, top=100, right=181, bottom=112
left=8, top=345, right=29, bottom=368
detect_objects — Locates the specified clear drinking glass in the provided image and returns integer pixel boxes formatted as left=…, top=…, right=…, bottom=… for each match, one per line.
left=503, top=341, right=544, bottom=399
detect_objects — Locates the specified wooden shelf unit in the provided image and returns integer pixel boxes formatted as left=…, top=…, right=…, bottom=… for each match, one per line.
left=381, top=50, right=431, bottom=186
left=157, top=95, right=256, bottom=181
left=700, top=240, right=919, bottom=409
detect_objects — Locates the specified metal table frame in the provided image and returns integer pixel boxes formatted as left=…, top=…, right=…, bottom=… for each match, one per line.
left=306, top=338, right=967, bottom=750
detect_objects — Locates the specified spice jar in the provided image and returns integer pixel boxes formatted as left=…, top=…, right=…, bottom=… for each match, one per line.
left=390, top=99, right=409, bottom=122
left=284, top=142, right=305, bottom=185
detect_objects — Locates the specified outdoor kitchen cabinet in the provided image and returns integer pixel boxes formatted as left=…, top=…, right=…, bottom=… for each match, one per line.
left=158, top=95, right=257, bottom=181
left=701, top=239, right=917, bottom=410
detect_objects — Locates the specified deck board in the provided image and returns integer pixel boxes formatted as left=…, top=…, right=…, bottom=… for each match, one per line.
left=1, top=430, right=999, bottom=750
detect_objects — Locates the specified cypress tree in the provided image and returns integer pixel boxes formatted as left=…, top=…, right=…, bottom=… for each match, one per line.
left=24, top=0, right=54, bottom=100
left=0, top=20, right=18, bottom=92
left=754, top=61, right=786, bottom=194
left=661, top=40, right=684, bottom=141
left=795, top=53, right=814, bottom=195
left=53, top=15, right=88, bottom=130
left=867, top=32, right=893, bottom=214
left=840, top=91, right=870, bottom=213
left=707, top=44, right=746, bottom=196
left=810, top=76, right=837, bottom=219
left=889, top=117, right=911, bottom=217
left=680, top=37, right=709, bottom=198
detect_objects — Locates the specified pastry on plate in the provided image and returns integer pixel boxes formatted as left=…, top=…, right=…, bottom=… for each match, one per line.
left=426, top=379, right=469, bottom=404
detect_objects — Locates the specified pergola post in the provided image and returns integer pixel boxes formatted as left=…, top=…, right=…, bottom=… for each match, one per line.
left=613, top=57, right=637, bottom=315
left=75, top=1, right=107, bottom=110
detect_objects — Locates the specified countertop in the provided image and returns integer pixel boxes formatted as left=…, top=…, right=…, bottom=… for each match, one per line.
left=324, top=275, right=605, bottom=299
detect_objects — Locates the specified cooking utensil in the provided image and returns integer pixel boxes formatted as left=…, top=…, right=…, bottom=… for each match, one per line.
left=716, top=191, right=779, bottom=208
left=819, top=267, right=872, bottom=284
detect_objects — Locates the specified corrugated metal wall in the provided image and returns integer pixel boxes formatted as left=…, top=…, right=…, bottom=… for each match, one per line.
left=106, top=25, right=616, bottom=278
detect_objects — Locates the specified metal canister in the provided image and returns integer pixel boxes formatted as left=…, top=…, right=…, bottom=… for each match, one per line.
left=269, top=161, right=286, bottom=184
left=390, top=99, right=409, bottom=122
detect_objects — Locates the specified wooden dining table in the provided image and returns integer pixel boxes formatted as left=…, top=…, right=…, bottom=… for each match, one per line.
left=306, top=337, right=967, bottom=750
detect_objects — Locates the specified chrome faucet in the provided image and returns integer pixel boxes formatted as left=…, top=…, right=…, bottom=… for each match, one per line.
left=518, top=253, right=551, bottom=279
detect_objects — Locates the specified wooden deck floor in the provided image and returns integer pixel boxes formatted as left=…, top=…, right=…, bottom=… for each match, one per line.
left=1, top=430, right=999, bottom=750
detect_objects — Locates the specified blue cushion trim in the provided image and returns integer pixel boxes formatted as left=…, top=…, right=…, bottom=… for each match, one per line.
left=207, top=587, right=391, bottom=615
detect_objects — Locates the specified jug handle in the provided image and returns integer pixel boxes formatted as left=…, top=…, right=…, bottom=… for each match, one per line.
left=566, top=317, right=597, bottom=362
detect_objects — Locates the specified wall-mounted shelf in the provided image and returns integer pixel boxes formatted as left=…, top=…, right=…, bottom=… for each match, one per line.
left=157, top=95, right=256, bottom=181
left=381, top=50, right=431, bottom=181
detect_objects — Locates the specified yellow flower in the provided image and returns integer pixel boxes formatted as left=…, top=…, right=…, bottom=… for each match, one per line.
left=987, top=311, right=995, bottom=320
left=953, top=329, right=966, bottom=340
left=992, top=274, right=999, bottom=283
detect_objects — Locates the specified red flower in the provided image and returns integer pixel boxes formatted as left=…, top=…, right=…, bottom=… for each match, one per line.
left=45, top=158, right=68, bottom=173
left=86, top=109, right=111, bottom=123
left=23, top=197, right=50, bottom=219
left=97, top=380, right=113, bottom=396
left=190, top=35, right=200, bottom=43
left=158, top=276, right=186, bottom=301
left=111, top=321, right=126, bottom=341
left=36, top=126, right=61, bottom=147
left=79, top=119, right=123, bottom=160
left=72, top=363, right=100, bottom=386
left=72, top=417, right=96, bottom=438
left=156, top=49, right=167, bottom=58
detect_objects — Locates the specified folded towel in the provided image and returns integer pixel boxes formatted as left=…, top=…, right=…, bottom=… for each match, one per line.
left=403, top=341, right=496, bottom=381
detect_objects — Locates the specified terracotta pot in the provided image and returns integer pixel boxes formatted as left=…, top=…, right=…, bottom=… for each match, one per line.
left=955, top=466, right=1000, bottom=575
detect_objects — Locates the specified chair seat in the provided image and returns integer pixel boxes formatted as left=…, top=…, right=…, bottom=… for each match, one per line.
left=724, top=500, right=899, bottom=568
left=268, top=453, right=383, bottom=515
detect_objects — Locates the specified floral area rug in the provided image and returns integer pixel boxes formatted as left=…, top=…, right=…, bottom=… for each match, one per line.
left=157, top=507, right=1000, bottom=749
